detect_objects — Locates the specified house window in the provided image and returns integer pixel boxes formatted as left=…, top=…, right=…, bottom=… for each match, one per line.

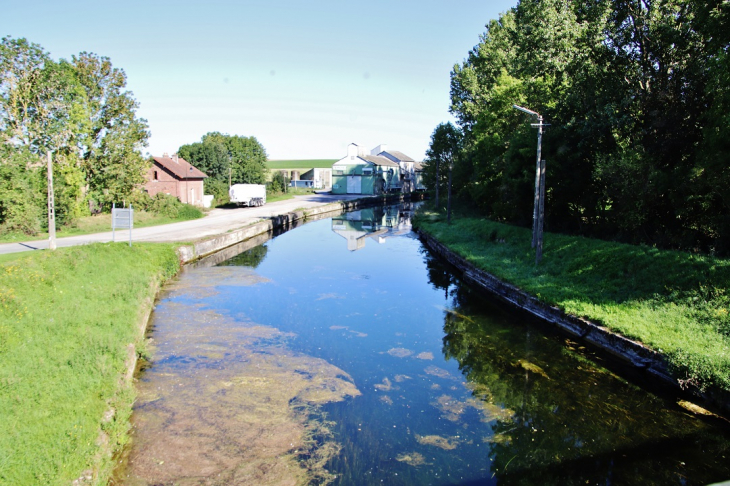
left=154, top=170, right=159, bottom=180
left=350, top=156, right=354, bottom=160
left=334, top=170, right=343, bottom=175
left=362, top=168, right=373, bottom=175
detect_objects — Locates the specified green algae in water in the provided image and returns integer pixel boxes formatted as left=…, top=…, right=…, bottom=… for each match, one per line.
left=114, top=285, right=360, bottom=486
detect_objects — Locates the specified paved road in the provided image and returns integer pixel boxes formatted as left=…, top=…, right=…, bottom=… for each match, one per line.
left=0, top=193, right=363, bottom=255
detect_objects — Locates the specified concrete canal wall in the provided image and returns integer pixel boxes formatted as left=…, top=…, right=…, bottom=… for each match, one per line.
left=177, top=193, right=424, bottom=264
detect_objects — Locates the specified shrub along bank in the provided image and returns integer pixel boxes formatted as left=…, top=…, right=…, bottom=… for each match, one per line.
left=413, top=210, right=730, bottom=395
left=0, top=243, right=179, bottom=485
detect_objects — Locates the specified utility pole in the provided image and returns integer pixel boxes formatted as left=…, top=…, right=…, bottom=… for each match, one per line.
left=512, top=105, right=549, bottom=263
left=47, top=151, right=56, bottom=250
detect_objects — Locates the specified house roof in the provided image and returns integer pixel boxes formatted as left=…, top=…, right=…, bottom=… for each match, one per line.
left=359, top=155, right=399, bottom=167
left=381, top=150, right=415, bottom=163
left=413, top=162, right=424, bottom=171
left=153, top=156, right=207, bottom=179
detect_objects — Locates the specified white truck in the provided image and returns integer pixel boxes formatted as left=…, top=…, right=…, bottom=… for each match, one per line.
left=229, top=184, right=266, bottom=207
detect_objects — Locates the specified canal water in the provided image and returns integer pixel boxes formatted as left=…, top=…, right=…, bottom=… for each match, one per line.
left=116, top=205, right=730, bottom=486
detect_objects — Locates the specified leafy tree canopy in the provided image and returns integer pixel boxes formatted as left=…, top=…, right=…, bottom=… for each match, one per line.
left=178, top=132, right=268, bottom=185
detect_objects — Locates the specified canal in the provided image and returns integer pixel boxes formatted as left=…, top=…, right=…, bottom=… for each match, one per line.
left=115, top=204, right=730, bottom=485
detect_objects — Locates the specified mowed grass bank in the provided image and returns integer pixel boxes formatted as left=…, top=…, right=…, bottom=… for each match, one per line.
left=413, top=211, right=730, bottom=394
left=0, top=243, right=179, bottom=485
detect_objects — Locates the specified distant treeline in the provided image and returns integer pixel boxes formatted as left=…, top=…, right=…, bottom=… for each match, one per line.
left=423, top=0, right=730, bottom=255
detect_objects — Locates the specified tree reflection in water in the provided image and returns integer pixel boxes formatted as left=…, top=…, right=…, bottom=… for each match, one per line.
left=428, top=252, right=730, bottom=485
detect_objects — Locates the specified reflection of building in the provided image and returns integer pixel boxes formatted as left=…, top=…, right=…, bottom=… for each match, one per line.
left=331, top=204, right=416, bottom=251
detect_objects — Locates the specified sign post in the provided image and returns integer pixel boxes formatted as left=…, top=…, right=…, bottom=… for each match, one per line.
left=112, top=203, right=134, bottom=247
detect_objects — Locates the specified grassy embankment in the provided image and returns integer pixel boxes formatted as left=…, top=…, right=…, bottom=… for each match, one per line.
left=0, top=243, right=179, bottom=485
left=413, top=210, right=730, bottom=394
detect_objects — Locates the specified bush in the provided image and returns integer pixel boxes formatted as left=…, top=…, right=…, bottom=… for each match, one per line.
left=0, top=149, right=44, bottom=236
left=177, top=203, right=203, bottom=220
left=149, top=193, right=183, bottom=218
left=204, top=178, right=230, bottom=206
left=128, top=190, right=154, bottom=212
left=148, top=193, right=203, bottom=220
left=269, top=171, right=289, bottom=194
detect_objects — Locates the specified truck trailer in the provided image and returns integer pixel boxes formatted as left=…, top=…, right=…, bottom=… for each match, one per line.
left=229, top=184, right=266, bottom=207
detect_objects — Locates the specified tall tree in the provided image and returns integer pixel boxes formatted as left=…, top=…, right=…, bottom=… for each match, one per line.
left=424, top=122, right=462, bottom=216
left=70, top=52, right=150, bottom=207
left=0, top=37, right=88, bottom=154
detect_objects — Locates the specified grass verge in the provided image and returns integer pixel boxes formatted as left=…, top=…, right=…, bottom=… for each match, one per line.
left=413, top=210, right=730, bottom=394
left=0, top=243, right=179, bottom=485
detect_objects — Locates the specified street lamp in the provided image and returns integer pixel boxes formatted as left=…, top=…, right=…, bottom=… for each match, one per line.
left=513, top=104, right=549, bottom=263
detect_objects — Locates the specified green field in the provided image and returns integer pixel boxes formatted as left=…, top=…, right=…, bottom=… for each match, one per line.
left=267, top=159, right=336, bottom=170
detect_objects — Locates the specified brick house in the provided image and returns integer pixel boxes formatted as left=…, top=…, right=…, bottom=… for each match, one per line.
left=144, top=154, right=207, bottom=206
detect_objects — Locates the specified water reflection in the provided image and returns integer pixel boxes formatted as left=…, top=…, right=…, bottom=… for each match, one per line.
left=331, top=204, right=415, bottom=251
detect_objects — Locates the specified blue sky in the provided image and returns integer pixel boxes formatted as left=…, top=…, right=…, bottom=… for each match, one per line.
left=3, top=0, right=516, bottom=160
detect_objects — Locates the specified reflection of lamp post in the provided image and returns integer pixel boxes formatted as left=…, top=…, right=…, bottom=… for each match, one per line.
left=513, top=104, right=549, bottom=263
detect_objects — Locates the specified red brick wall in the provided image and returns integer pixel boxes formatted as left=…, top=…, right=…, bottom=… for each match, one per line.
left=144, top=163, right=205, bottom=205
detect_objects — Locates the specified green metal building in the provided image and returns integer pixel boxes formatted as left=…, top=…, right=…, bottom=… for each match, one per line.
left=331, top=143, right=401, bottom=195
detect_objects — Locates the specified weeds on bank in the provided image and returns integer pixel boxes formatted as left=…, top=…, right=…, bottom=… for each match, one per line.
left=0, top=243, right=179, bottom=485
left=413, top=210, right=730, bottom=393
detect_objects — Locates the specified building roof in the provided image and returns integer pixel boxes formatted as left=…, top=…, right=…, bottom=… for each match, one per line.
left=359, top=155, right=399, bottom=167
left=153, top=156, right=207, bottom=179
left=413, top=162, right=424, bottom=171
left=381, top=150, right=415, bottom=163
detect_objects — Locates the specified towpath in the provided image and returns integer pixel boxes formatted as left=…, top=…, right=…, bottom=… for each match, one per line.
left=0, top=193, right=362, bottom=255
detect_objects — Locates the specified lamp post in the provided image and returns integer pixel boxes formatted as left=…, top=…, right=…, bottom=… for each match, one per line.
left=513, top=104, right=549, bottom=264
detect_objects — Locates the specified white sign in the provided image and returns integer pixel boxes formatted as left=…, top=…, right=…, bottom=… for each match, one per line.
left=112, top=204, right=134, bottom=246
